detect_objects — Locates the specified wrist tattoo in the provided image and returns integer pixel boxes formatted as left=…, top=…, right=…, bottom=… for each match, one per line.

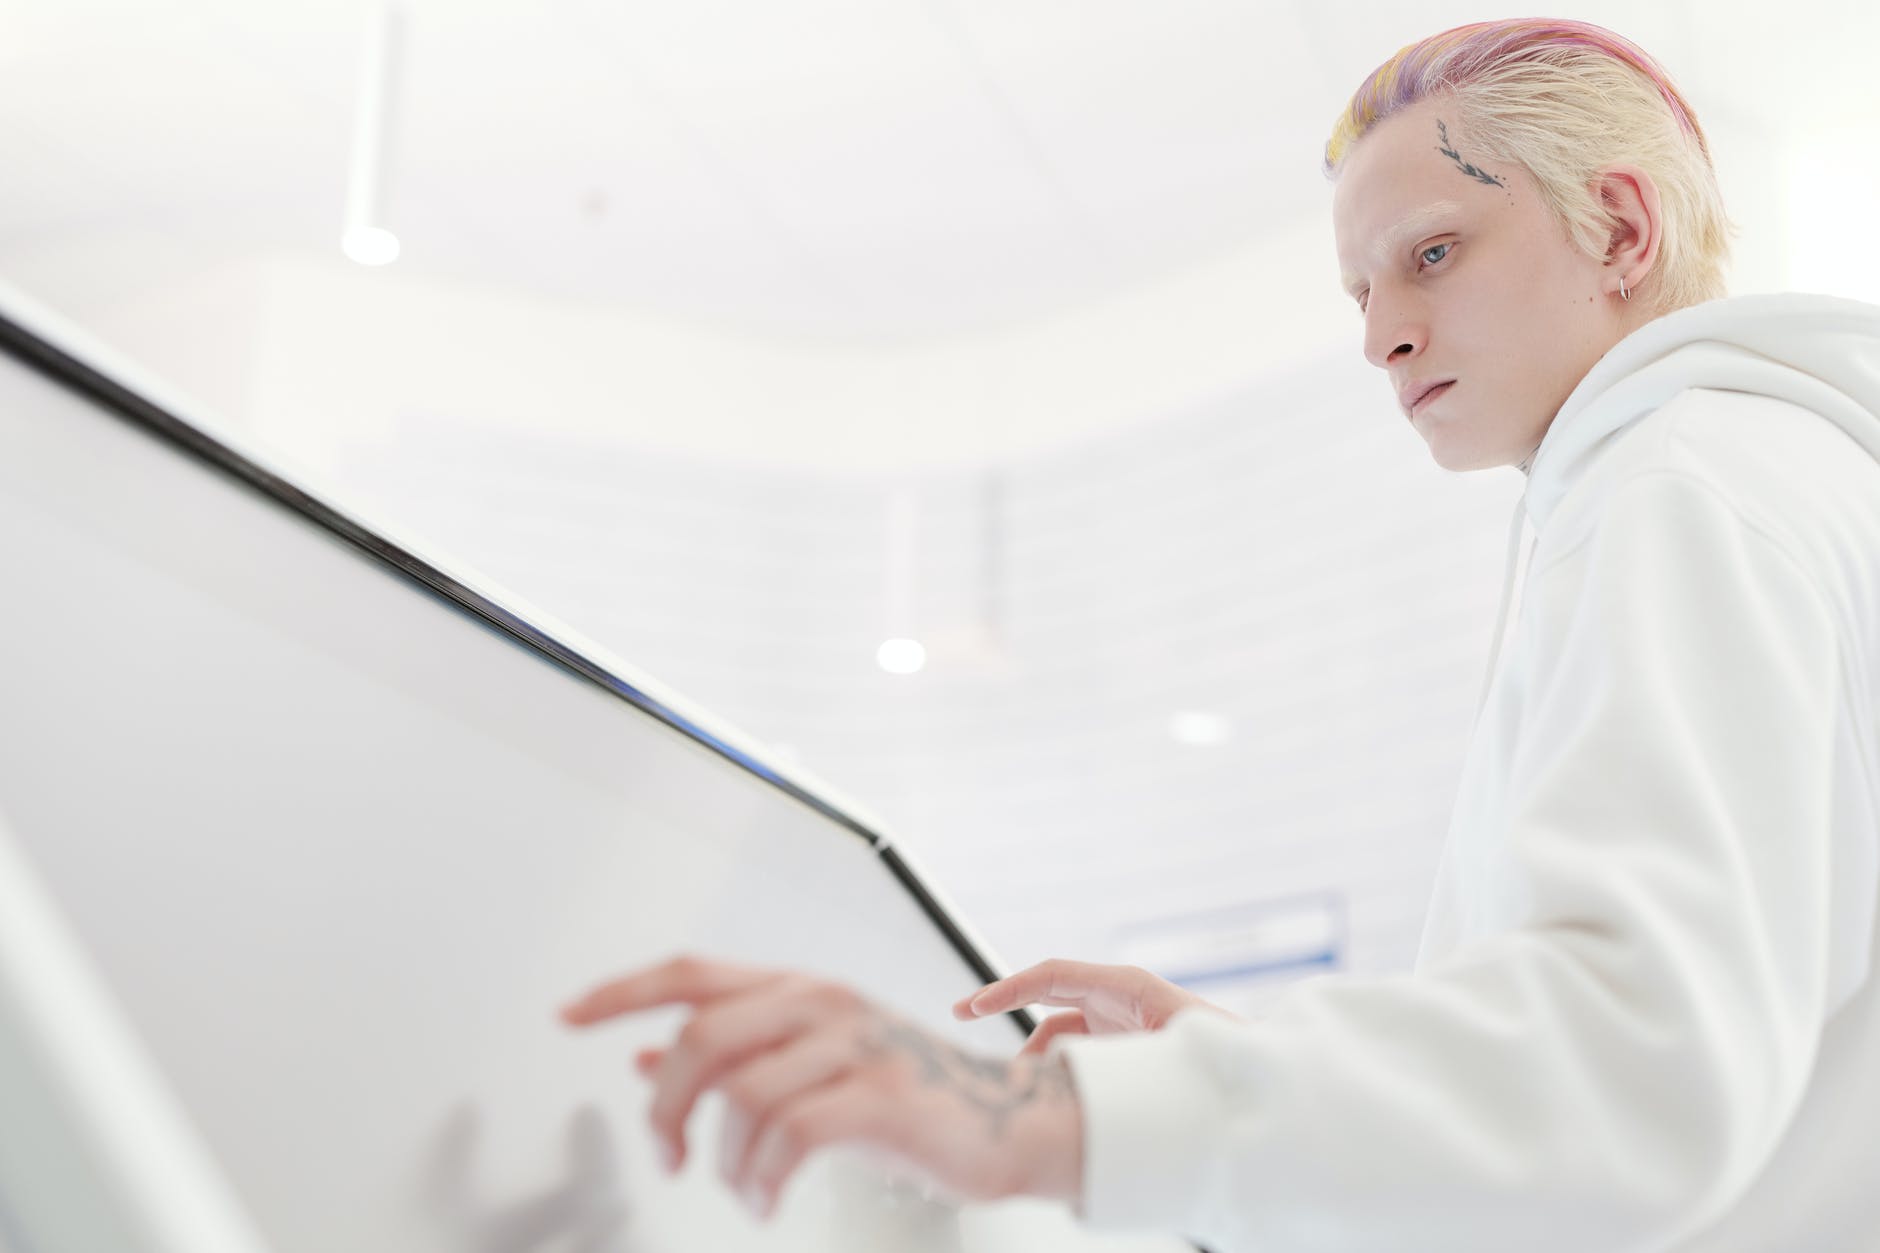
left=858, top=1016, right=1075, bottom=1138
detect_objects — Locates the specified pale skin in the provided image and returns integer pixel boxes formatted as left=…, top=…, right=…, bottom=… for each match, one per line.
left=557, top=95, right=1668, bottom=1227
left=1332, top=93, right=1664, bottom=472
left=557, top=954, right=1226, bottom=1220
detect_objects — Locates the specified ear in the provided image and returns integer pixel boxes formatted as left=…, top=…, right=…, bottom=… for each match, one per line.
left=1593, top=164, right=1662, bottom=297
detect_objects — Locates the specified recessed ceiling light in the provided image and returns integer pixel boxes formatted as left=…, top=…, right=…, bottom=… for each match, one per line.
left=1169, top=710, right=1232, bottom=745
left=342, top=226, right=400, bottom=266
left=877, top=638, right=926, bottom=675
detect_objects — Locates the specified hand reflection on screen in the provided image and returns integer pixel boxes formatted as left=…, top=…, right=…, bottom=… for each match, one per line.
left=423, top=1100, right=636, bottom=1253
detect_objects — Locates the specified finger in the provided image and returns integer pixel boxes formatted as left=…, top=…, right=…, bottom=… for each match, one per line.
left=953, top=959, right=1132, bottom=1018
left=717, top=1028, right=855, bottom=1196
left=951, top=984, right=996, bottom=1019
left=1019, top=1010, right=1090, bottom=1057
left=560, top=954, right=778, bottom=1026
left=649, top=979, right=856, bottom=1170
left=740, top=1081, right=897, bottom=1223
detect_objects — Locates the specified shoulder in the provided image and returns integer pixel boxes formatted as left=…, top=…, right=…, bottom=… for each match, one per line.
left=1540, top=389, right=1880, bottom=628
left=1550, top=389, right=1880, bottom=556
left=1659, top=388, right=1880, bottom=518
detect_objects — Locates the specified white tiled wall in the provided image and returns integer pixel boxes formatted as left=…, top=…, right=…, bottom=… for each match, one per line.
left=332, top=343, right=1522, bottom=1010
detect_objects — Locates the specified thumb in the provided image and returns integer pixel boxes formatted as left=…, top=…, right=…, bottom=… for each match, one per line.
left=1019, top=1010, right=1090, bottom=1057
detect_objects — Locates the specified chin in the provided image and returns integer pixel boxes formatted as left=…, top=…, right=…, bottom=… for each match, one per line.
left=1423, top=440, right=1510, bottom=474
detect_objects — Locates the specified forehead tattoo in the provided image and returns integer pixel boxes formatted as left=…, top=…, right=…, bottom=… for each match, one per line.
left=1339, top=117, right=1511, bottom=298
left=1435, top=119, right=1506, bottom=188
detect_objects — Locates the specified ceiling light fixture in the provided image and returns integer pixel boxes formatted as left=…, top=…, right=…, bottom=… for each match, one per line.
left=1169, top=711, right=1233, bottom=746
left=878, top=489, right=925, bottom=674
left=343, top=2, right=404, bottom=266
left=877, top=639, right=927, bottom=675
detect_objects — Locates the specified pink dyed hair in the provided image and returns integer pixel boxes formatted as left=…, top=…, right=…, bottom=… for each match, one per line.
left=1324, top=19, right=1735, bottom=311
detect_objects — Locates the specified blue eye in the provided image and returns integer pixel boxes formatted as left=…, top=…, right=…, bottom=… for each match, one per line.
left=1356, top=242, right=1452, bottom=315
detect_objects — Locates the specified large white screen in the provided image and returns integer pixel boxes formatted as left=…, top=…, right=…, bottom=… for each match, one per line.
left=0, top=309, right=1194, bottom=1253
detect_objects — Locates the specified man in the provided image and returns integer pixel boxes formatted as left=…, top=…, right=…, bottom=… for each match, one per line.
left=559, top=20, right=1880, bottom=1250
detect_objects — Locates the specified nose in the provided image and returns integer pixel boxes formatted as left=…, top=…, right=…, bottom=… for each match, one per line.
left=1363, top=292, right=1425, bottom=371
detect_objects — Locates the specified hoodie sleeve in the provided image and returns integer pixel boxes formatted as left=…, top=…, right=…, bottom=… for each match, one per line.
left=1058, top=470, right=1847, bottom=1253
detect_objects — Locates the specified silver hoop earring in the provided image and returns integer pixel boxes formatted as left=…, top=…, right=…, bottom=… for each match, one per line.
left=1620, top=277, right=1631, bottom=302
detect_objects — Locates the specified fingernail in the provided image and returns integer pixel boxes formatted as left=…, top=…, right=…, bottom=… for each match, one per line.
left=744, top=1182, right=770, bottom=1220
left=660, top=1139, right=679, bottom=1174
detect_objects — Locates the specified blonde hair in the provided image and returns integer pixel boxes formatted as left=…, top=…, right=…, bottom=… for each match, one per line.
left=1323, top=19, right=1736, bottom=315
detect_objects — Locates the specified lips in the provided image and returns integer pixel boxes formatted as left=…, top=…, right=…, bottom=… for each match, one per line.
left=1407, top=380, right=1455, bottom=416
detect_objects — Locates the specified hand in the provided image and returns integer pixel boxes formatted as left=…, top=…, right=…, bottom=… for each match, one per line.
left=953, top=958, right=1236, bottom=1056
left=558, top=954, right=1084, bottom=1221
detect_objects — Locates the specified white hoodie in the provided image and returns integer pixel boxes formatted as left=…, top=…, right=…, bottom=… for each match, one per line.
left=1060, top=293, right=1880, bottom=1252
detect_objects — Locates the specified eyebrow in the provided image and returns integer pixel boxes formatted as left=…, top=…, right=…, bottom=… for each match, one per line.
left=1341, top=200, right=1463, bottom=296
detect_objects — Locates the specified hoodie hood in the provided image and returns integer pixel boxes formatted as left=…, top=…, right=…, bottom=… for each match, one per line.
left=1525, top=291, right=1880, bottom=533
left=1471, top=291, right=1880, bottom=721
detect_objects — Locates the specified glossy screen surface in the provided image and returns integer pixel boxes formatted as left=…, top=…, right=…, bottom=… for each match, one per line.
left=0, top=323, right=1191, bottom=1253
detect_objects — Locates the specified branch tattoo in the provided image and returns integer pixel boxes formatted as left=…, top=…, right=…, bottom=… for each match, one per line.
left=860, top=1015, right=1075, bottom=1138
left=1436, top=120, right=1506, bottom=187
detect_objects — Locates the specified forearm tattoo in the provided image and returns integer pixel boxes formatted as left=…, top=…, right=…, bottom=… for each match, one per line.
left=1436, top=119, right=1506, bottom=187
left=858, top=1016, right=1075, bottom=1138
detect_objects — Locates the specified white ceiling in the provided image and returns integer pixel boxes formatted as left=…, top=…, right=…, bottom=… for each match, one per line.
left=0, top=0, right=1876, bottom=375
left=9, top=0, right=1874, bottom=350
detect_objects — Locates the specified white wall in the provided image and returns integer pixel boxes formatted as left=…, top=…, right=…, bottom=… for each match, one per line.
left=0, top=211, right=1352, bottom=478
left=313, top=338, right=1522, bottom=1006
left=0, top=95, right=1841, bottom=1006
